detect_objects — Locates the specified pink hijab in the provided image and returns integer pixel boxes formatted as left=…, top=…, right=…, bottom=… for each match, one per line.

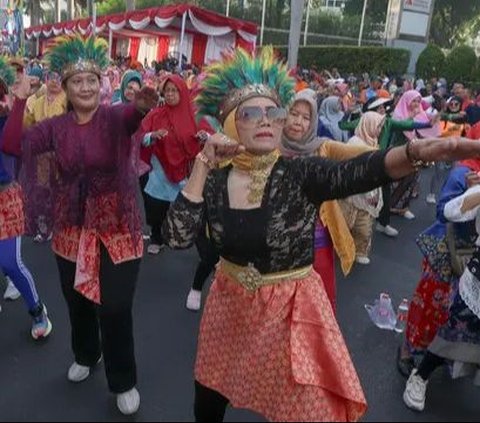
left=393, top=89, right=440, bottom=140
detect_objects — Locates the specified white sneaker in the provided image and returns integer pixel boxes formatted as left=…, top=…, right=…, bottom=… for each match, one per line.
left=68, top=362, right=91, bottom=383
left=4, top=277, right=21, bottom=301
left=403, top=210, right=416, bottom=220
left=426, top=194, right=437, bottom=205
left=403, top=369, right=428, bottom=412
left=117, top=387, right=140, bottom=415
left=376, top=224, right=399, bottom=238
left=186, top=289, right=202, bottom=311
left=355, top=256, right=371, bottom=265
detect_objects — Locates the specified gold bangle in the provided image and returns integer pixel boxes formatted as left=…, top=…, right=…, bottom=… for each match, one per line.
left=406, top=137, right=427, bottom=169
left=196, top=152, right=215, bottom=170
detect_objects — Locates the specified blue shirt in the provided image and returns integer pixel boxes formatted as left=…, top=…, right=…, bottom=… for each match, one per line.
left=145, top=155, right=186, bottom=202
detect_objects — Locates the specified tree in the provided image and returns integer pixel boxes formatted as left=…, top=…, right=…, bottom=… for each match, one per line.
left=443, top=45, right=477, bottom=84
left=430, top=0, right=480, bottom=48
left=416, top=44, right=445, bottom=80
left=343, top=0, right=388, bottom=23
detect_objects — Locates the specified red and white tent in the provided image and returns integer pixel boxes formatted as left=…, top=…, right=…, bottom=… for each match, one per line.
left=25, top=4, right=258, bottom=66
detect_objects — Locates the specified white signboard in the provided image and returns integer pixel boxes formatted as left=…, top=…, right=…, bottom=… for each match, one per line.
left=399, top=11, right=430, bottom=37
left=403, top=0, right=433, bottom=14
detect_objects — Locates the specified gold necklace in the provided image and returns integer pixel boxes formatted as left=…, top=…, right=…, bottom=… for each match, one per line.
left=232, top=151, right=279, bottom=205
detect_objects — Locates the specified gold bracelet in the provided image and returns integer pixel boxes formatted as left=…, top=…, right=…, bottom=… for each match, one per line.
left=406, top=137, right=428, bottom=169
left=196, top=152, right=216, bottom=170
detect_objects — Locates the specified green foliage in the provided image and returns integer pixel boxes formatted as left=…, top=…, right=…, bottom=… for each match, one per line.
left=430, top=0, right=480, bottom=48
left=275, top=45, right=410, bottom=76
left=96, top=0, right=126, bottom=16
left=443, top=45, right=477, bottom=84
left=416, top=44, right=445, bottom=80
left=343, top=0, right=388, bottom=22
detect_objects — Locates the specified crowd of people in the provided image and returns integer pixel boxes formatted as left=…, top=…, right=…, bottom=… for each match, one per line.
left=2, top=36, right=480, bottom=421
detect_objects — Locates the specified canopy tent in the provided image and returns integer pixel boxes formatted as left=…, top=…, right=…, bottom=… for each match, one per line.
left=25, top=4, right=258, bottom=67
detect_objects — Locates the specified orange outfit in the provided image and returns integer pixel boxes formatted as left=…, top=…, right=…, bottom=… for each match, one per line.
left=52, top=193, right=143, bottom=304
left=196, top=269, right=367, bottom=422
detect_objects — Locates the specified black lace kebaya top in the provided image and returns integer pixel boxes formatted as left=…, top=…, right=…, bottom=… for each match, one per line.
left=163, top=151, right=392, bottom=273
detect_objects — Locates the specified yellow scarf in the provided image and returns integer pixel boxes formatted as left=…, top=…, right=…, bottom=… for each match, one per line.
left=223, top=110, right=279, bottom=204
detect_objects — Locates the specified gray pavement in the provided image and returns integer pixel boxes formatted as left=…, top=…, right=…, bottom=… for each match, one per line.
left=1, top=170, right=480, bottom=422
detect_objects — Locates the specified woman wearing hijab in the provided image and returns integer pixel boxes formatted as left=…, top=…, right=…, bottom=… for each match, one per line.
left=390, top=90, right=441, bottom=220
left=281, top=89, right=371, bottom=312
left=163, top=47, right=480, bottom=423
left=137, top=75, right=205, bottom=255
left=404, top=160, right=480, bottom=412
left=23, top=69, right=67, bottom=244
left=397, top=161, right=479, bottom=379
left=339, top=95, right=433, bottom=238
left=340, top=112, right=385, bottom=265
left=111, top=70, right=142, bottom=105
left=318, top=96, right=349, bottom=142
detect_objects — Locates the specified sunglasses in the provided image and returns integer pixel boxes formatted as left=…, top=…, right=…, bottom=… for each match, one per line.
left=236, top=106, right=287, bottom=127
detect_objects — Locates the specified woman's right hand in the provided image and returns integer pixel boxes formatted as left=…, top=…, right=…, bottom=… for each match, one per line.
left=151, top=129, right=168, bottom=141
left=201, top=133, right=245, bottom=166
left=11, top=74, right=36, bottom=100
left=466, top=171, right=480, bottom=188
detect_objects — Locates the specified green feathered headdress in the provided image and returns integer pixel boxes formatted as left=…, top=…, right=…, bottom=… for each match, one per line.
left=0, top=56, right=16, bottom=92
left=47, top=35, right=109, bottom=81
left=196, top=46, right=295, bottom=124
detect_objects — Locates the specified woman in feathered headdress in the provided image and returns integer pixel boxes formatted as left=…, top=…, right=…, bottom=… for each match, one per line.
left=163, top=47, right=480, bottom=422
left=1, top=35, right=158, bottom=416
left=0, top=56, right=53, bottom=340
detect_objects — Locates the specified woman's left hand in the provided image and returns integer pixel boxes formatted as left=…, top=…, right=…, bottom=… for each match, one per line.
left=135, top=87, right=159, bottom=115
left=387, top=137, right=480, bottom=181
left=410, top=137, right=480, bottom=163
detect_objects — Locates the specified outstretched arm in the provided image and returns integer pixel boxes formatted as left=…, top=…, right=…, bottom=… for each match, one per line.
left=302, top=136, right=480, bottom=205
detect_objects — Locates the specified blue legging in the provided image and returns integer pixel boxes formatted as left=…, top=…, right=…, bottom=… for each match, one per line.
left=0, top=237, right=40, bottom=312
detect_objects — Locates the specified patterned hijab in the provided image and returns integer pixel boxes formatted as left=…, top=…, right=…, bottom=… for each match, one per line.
left=350, top=112, right=386, bottom=148
left=281, top=89, right=324, bottom=157
left=319, top=96, right=348, bottom=142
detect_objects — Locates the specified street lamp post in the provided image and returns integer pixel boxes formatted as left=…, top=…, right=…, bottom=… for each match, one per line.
left=358, top=0, right=368, bottom=47
left=303, top=0, right=311, bottom=47
left=226, top=0, right=231, bottom=17
left=288, top=0, right=305, bottom=69
left=260, top=0, right=267, bottom=46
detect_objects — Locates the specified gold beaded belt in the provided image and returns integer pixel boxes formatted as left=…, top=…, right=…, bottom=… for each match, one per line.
left=219, top=258, right=312, bottom=291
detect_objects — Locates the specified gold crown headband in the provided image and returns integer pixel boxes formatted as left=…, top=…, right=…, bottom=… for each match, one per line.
left=218, top=84, right=281, bottom=123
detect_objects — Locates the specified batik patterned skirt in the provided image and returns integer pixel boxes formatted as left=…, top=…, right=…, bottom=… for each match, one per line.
left=195, top=268, right=367, bottom=422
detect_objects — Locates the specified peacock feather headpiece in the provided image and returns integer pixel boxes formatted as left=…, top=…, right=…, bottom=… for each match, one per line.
left=47, top=35, right=109, bottom=81
left=196, top=46, right=295, bottom=124
left=0, top=56, right=16, bottom=92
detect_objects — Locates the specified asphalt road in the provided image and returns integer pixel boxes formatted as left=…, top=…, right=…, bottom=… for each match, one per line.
left=1, top=170, right=479, bottom=422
